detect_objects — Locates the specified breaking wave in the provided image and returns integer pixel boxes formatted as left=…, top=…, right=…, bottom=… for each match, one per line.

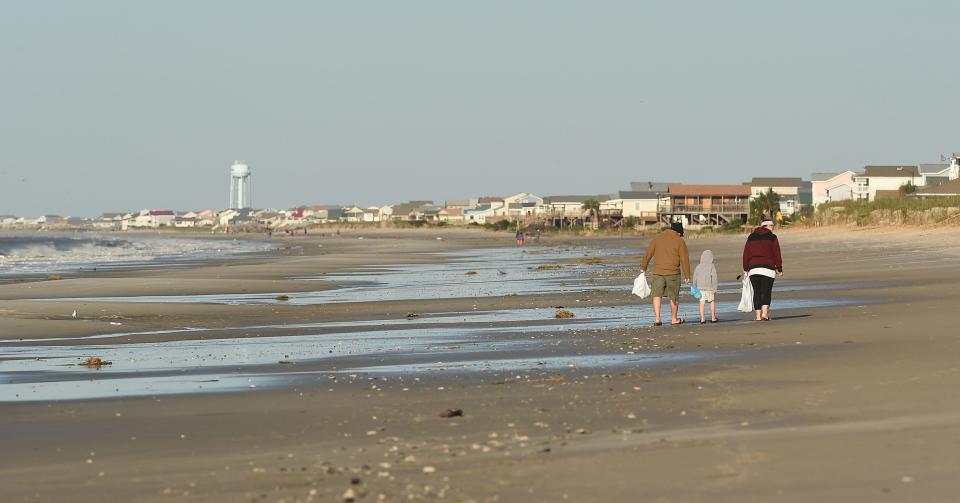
left=0, top=234, right=268, bottom=275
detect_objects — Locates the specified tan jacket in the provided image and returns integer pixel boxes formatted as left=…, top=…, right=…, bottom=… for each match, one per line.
left=641, top=229, right=691, bottom=278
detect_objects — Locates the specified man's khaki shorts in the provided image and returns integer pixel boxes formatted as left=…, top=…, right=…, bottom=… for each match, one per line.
left=650, top=274, right=681, bottom=302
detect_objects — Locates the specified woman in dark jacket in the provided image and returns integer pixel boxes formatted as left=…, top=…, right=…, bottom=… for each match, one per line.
left=742, top=220, right=783, bottom=321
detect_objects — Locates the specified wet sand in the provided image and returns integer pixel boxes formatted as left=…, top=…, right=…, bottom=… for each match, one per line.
left=2, top=226, right=960, bottom=502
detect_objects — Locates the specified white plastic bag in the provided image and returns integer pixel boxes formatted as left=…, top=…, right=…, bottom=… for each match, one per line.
left=737, top=275, right=754, bottom=312
left=632, top=272, right=652, bottom=299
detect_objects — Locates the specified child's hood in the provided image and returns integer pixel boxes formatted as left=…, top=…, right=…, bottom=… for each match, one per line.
left=700, top=250, right=714, bottom=265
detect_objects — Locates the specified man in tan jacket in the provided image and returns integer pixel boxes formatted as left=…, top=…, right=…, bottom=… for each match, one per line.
left=640, top=222, right=691, bottom=326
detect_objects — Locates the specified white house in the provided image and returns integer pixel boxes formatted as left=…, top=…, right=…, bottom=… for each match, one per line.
left=15, top=217, right=40, bottom=227
left=173, top=211, right=200, bottom=228
left=464, top=203, right=501, bottom=224
left=853, top=166, right=922, bottom=201
left=811, top=171, right=856, bottom=206
left=602, top=191, right=661, bottom=224
left=541, top=195, right=610, bottom=216
left=123, top=209, right=175, bottom=229
left=37, top=215, right=65, bottom=226
left=92, top=212, right=125, bottom=230
left=919, top=161, right=959, bottom=188
left=363, top=207, right=381, bottom=222
left=343, top=207, right=365, bottom=222
left=496, top=193, right=543, bottom=218
left=749, top=177, right=803, bottom=216
left=217, top=209, right=240, bottom=227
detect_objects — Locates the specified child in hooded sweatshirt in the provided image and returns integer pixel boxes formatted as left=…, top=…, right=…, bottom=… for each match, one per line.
left=693, top=250, right=718, bottom=324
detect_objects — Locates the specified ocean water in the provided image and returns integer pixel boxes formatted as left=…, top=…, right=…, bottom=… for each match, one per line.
left=0, top=234, right=272, bottom=276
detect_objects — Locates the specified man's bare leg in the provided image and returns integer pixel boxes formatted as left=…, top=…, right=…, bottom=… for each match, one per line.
left=670, top=300, right=680, bottom=324
left=653, top=296, right=662, bottom=324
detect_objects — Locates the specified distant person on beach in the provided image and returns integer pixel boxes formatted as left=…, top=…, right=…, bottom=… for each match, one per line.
left=775, top=210, right=784, bottom=228
left=742, top=220, right=783, bottom=321
left=693, top=249, right=718, bottom=324
left=516, top=230, right=525, bottom=246
left=640, top=222, right=691, bottom=326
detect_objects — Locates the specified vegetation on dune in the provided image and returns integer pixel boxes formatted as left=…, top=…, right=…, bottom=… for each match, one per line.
left=815, top=197, right=960, bottom=226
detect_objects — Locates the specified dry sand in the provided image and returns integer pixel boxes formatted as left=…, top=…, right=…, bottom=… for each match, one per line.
left=2, top=226, right=960, bottom=502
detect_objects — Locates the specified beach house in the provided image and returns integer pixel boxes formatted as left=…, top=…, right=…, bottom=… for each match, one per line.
left=14, top=216, right=40, bottom=228
left=91, top=212, right=125, bottom=230
left=37, top=215, right=65, bottom=227
left=174, top=211, right=199, bottom=228
left=601, top=191, right=661, bottom=226
left=496, top=193, right=543, bottom=220
left=660, top=184, right=751, bottom=226
left=440, top=199, right=474, bottom=224
left=811, top=171, right=857, bottom=206
left=438, top=207, right=465, bottom=223
left=919, top=162, right=959, bottom=187
left=476, top=196, right=505, bottom=213
left=443, top=198, right=478, bottom=212
left=915, top=178, right=960, bottom=197
left=541, top=195, right=610, bottom=216
left=195, top=210, right=216, bottom=227
left=343, top=207, right=365, bottom=222
left=389, top=201, right=439, bottom=222
left=464, top=203, right=501, bottom=224
left=541, top=195, right=612, bottom=227
left=629, top=181, right=672, bottom=193
left=748, top=177, right=803, bottom=216
left=362, top=207, right=381, bottom=223
left=125, top=209, right=175, bottom=229
left=853, top=166, right=922, bottom=201
left=306, top=205, right=343, bottom=223
left=255, top=210, right=286, bottom=227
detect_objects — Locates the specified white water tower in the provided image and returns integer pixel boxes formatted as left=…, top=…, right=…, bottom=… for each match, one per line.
left=229, top=161, right=252, bottom=209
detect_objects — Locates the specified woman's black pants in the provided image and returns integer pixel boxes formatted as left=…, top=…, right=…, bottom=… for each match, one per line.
left=750, top=275, right=775, bottom=308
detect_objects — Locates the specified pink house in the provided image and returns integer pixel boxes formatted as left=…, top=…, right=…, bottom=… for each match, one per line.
left=811, top=171, right=856, bottom=206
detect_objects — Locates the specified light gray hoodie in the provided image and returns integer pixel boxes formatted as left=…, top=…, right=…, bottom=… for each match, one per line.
left=692, top=250, right=718, bottom=292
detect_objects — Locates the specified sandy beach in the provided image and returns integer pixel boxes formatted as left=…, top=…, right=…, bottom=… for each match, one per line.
left=2, top=227, right=960, bottom=502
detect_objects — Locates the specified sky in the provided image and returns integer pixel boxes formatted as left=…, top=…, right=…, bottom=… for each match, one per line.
left=1, top=0, right=958, bottom=216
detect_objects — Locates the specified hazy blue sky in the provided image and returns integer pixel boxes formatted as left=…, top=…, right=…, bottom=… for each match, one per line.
left=2, top=1, right=958, bottom=216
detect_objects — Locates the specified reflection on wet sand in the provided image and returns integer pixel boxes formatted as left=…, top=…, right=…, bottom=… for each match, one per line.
left=1, top=297, right=860, bottom=401
left=34, top=246, right=638, bottom=305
